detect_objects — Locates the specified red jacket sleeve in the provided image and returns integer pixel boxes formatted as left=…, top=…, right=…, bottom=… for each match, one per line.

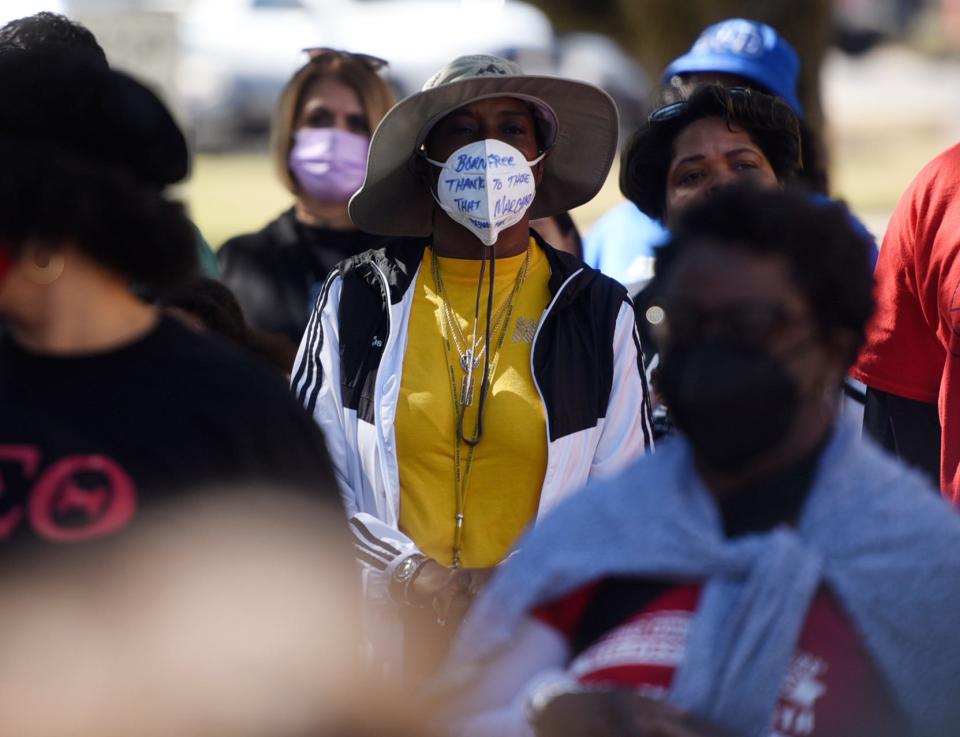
left=854, top=142, right=960, bottom=500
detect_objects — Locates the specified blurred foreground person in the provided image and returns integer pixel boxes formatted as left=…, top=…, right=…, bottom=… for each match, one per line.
left=0, top=489, right=395, bottom=737
left=0, top=51, right=338, bottom=546
left=0, top=10, right=107, bottom=65
left=852, top=143, right=960, bottom=498
left=294, top=54, right=653, bottom=677
left=0, top=10, right=221, bottom=276
left=220, top=48, right=396, bottom=343
left=442, top=188, right=960, bottom=737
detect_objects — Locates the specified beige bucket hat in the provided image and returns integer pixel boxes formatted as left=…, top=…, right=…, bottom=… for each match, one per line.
left=348, top=54, right=619, bottom=237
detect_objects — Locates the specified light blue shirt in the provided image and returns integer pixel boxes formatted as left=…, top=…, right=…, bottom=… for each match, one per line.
left=584, top=197, right=878, bottom=289
left=582, top=201, right=667, bottom=287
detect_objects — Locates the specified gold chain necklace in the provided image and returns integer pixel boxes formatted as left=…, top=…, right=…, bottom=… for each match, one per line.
left=431, top=244, right=530, bottom=406
left=431, top=246, right=528, bottom=369
left=443, top=313, right=516, bottom=568
left=431, top=243, right=531, bottom=567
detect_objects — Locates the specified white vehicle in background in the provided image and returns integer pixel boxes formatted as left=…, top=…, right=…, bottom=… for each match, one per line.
left=0, top=1, right=66, bottom=24
left=176, top=0, right=556, bottom=150
left=333, top=0, right=555, bottom=93
left=175, top=0, right=319, bottom=148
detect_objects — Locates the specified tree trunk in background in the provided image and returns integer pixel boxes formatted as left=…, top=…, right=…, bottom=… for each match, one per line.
left=531, top=0, right=834, bottom=134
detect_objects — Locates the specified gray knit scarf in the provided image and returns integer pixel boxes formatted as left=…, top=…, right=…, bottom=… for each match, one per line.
left=448, top=420, right=960, bottom=737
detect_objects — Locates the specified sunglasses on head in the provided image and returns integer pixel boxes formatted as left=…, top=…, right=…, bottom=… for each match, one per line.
left=647, top=86, right=754, bottom=124
left=301, top=47, right=389, bottom=72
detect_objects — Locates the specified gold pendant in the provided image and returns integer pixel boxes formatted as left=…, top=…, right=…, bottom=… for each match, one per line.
left=460, top=348, right=481, bottom=372
left=460, top=375, right=474, bottom=406
left=452, top=514, right=464, bottom=569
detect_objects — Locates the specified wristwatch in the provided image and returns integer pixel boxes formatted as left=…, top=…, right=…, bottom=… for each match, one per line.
left=390, top=553, right=428, bottom=606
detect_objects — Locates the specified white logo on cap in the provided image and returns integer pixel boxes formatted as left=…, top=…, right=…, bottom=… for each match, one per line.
left=695, top=20, right=768, bottom=58
left=474, top=63, right=508, bottom=76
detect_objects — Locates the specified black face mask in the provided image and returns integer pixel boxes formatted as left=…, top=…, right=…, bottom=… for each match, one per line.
left=658, top=338, right=799, bottom=471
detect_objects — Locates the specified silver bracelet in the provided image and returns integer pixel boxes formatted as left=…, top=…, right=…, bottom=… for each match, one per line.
left=390, top=553, right=429, bottom=607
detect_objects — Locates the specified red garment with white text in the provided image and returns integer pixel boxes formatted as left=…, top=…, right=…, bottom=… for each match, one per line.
left=851, top=142, right=960, bottom=500
left=535, top=581, right=905, bottom=737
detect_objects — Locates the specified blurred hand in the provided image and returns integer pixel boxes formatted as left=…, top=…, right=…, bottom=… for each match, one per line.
left=408, top=562, right=496, bottom=629
left=441, top=566, right=496, bottom=627
left=408, top=559, right=453, bottom=606
left=531, top=689, right=736, bottom=737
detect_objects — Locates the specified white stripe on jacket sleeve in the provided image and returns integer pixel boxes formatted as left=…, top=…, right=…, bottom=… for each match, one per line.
left=589, top=299, right=654, bottom=480
left=290, top=277, right=425, bottom=585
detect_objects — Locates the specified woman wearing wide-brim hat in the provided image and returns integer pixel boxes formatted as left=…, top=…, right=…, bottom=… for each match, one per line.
left=292, top=54, right=654, bottom=676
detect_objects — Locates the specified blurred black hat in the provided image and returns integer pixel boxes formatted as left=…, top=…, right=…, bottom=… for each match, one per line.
left=0, top=49, right=188, bottom=187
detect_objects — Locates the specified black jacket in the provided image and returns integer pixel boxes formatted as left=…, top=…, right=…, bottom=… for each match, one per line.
left=294, top=231, right=654, bottom=445
left=218, top=208, right=389, bottom=342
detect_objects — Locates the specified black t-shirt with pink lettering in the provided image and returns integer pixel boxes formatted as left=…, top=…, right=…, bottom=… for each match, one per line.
left=0, top=317, right=338, bottom=545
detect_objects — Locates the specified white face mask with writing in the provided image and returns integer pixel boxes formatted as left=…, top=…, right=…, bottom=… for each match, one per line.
left=425, top=138, right=545, bottom=246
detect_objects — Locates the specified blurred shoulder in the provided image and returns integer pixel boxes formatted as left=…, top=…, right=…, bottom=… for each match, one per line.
left=218, top=209, right=298, bottom=260
left=153, top=317, right=292, bottom=399
left=907, top=141, right=960, bottom=196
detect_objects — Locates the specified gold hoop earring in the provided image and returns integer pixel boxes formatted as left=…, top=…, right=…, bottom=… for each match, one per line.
left=22, top=249, right=65, bottom=286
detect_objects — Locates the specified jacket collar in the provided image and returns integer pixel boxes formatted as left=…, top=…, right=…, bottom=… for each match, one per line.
left=339, top=228, right=603, bottom=306
left=338, top=237, right=429, bottom=304
left=265, top=207, right=302, bottom=247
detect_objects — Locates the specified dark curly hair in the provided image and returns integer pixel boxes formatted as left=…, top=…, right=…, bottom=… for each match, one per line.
left=0, top=12, right=107, bottom=67
left=621, top=85, right=802, bottom=222
left=659, top=79, right=829, bottom=194
left=655, top=185, right=875, bottom=367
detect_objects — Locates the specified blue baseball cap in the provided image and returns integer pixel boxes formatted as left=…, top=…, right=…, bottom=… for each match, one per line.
left=662, top=18, right=803, bottom=117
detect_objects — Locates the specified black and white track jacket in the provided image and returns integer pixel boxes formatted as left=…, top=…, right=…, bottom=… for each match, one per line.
left=292, top=232, right=653, bottom=668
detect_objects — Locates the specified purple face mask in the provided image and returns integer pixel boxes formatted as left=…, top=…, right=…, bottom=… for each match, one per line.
left=288, top=127, right=369, bottom=203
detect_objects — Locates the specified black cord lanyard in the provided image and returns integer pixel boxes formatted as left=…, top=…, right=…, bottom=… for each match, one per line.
left=459, top=241, right=497, bottom=446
